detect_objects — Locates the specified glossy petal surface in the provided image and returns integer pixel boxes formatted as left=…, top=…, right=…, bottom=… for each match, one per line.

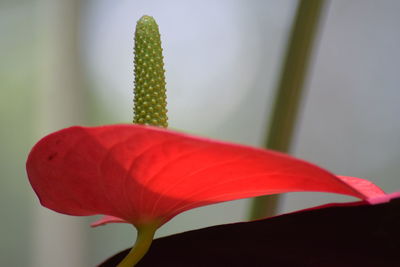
left=26, top=124, right=384, bottom=226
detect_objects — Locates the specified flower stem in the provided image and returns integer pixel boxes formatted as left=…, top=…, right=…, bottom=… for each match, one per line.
left=249, top=0, right=327, bottom=220
left=116, top=223, right=158, bottom=267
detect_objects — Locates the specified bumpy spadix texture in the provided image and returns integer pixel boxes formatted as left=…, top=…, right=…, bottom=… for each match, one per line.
left=133, top=15, right=168, bottom=127
left=26, top=125, right=385, bottom=227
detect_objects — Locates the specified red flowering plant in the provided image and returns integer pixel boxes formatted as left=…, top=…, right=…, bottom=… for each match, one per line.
left=26, top=15, right=399, bottom=267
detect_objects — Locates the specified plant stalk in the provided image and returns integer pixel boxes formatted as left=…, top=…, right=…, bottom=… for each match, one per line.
left=116, top=223, right=158, bottom=267
left=249, top=0, right=327, bottom=220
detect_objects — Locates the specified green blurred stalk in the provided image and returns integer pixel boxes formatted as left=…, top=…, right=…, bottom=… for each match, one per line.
left=33, top=1, right=88, bottom=266
left=249, top=0, right=327, bottom=220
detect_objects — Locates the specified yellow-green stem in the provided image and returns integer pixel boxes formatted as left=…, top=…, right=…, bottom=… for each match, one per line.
left=116, top=223, right=158, bottom=267
left=249, top=0, right=327, bottom=220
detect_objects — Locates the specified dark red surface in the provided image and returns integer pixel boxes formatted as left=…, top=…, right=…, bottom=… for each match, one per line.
left=100, top=195, right=400, bottom=267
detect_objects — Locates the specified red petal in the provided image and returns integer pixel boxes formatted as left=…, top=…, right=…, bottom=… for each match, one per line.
left=336, top=175, right=385, bottom=199
left=26, top=124, right=385, bottom=226
left=91, top=215, right=128, bottom=227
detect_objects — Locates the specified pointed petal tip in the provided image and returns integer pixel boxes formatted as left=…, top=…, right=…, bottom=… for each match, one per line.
left=91, top=215, right=129, bottom=228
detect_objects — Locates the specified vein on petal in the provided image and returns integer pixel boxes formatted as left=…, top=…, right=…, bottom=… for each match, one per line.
left=149, top=152, right=256, bottom=217
left=98, top=138, right=132, bottom=219
left=129, top=137, right=179, bottom=215
left=155, top=163, right=349, bottom=218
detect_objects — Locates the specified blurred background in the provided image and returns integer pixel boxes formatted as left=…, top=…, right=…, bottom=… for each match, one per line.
left=1, top=0, right=399, bottom=266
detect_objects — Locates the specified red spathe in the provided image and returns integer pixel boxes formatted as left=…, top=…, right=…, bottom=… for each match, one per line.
left=26, top=124, right=385, bottom=227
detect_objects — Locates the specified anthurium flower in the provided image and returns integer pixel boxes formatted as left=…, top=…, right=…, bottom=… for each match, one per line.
left=26, top=124, right=385, bottom=266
